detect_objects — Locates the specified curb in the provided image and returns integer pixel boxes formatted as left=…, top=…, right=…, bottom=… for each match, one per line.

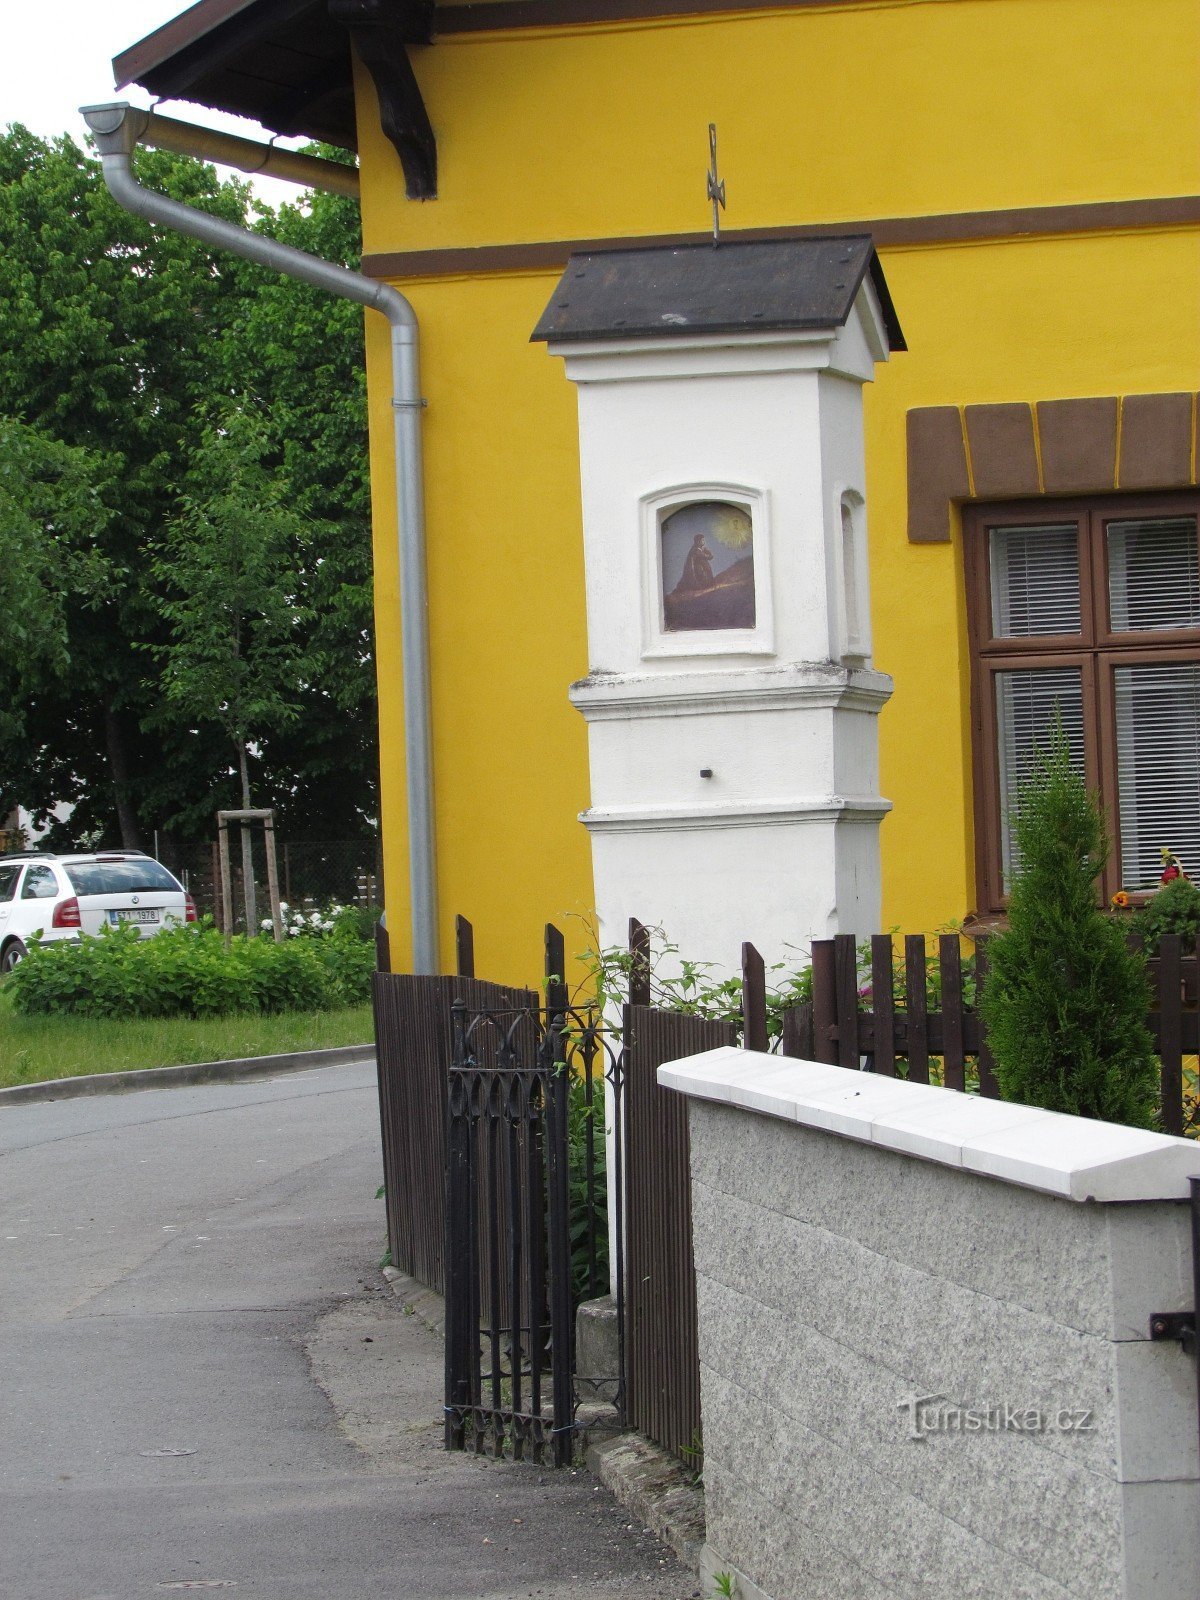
left=382, top=1266, right=446, bottom=1337
left=380, top=1268, right=704, bottom=1574
left=0, top=1043, right=376, bottom=1106
left=586, top=1432, right=706, bottom=1574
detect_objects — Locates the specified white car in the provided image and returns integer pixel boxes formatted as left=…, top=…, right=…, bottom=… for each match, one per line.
left=0, top=852, right=196, bottom=973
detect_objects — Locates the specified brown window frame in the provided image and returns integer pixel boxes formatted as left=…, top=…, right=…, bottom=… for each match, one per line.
left=966, top=490, right=1200, bottom=914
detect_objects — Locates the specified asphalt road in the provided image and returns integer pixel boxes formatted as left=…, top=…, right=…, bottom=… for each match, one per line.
left=0, top=1062, right=695, bottom=1599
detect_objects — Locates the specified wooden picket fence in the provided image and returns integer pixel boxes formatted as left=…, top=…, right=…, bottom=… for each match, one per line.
left=756, top=931, right=1200, bottom=1138
left=370, top=915, right=1200, bottom=1474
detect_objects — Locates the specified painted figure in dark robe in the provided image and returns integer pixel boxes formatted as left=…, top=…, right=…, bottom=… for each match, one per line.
left=680, top=534, right=715, bottom=591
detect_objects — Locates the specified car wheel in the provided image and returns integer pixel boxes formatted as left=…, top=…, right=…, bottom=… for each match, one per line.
left=0, top=939, right=27, bottom=974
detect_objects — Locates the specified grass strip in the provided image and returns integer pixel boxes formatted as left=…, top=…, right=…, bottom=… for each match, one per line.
left=0, top=989, right=374, bottom=1090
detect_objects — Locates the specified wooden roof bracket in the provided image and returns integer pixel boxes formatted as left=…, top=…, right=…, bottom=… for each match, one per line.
left=330, top=0, right=437, bottom=198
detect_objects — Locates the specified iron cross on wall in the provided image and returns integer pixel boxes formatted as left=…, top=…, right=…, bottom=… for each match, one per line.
left=706, top=123, right=726, bottom=243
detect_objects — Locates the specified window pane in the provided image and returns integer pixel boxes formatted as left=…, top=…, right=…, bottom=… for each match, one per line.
left=995, top=668, right=1086, bottom=889
left=989, top=523, right=1081, bottom=638
left=21, top=865, right=58, bottom=900
left=1115, top=663, right=1200, bottom=891
left=64, top=860, right=183, bottom=896
left=1108, top=517, right=1200, bottom=632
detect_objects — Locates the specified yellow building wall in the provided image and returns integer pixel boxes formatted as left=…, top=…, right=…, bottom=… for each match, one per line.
left=360, top=0, right=1200, bottom=978
left=365, top=272, right=595, bottom=985
left=867, top=228, right=1200, bottom=933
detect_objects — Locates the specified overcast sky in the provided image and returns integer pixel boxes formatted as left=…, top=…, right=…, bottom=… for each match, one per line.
left=0, top=1, right=311, bottom=202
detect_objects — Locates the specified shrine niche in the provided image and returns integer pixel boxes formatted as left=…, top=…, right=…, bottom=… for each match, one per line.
left=660, top=500, right=756, bottom=632
left=534, top=234, right=900, bottom=972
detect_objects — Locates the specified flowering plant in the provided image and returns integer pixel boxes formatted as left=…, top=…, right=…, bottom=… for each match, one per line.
left=261, top=900, right=355, bottom=939
left=1160, top=847, right=1187, bottom=885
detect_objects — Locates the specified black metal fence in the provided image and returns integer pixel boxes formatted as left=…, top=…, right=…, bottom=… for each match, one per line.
left=444, top=1000, right=576, bottom=1464
left=441, top=925, right=623, bottom=1464
left=373, top=918, right=626, bottom=1465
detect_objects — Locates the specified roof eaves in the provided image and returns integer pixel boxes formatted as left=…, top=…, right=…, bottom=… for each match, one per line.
left=113, top=0, right=266, bottom=91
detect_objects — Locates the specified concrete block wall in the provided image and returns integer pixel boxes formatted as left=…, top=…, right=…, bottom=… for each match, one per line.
left=658, top=1049, right=1200, bottom=1600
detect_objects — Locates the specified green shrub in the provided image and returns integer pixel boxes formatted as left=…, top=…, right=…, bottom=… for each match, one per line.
left=330, top=903, right=382, bottom=942
left=582, top=928, right=809, bottom=1044
left=580, top=923, right=971, bottom=1045
left=8, top=920, right=374, bottom=1020
left=979, top=731, right=1158, bottom=1127
left=1135, top=876, right=1200, bottom=950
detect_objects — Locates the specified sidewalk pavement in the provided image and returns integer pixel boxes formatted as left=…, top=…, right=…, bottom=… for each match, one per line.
left=0, top=1059, right=700, bottom=1599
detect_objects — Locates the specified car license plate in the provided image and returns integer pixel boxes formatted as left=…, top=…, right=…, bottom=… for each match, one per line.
left=108, top=908, right=160, bottom=925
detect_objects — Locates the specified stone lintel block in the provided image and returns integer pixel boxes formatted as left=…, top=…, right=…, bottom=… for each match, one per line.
left=965, top=402, right=1040, bottom=497
left=668, top=1051, right=1200, bottom=1202
left=1118, top=392, right=1195, bottom=489
left=1037, top=396, right=1118, bottom=493
left=907, top=406, right=969, bottom=542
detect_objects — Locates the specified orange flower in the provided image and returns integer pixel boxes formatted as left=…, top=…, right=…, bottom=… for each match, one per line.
left=1111, top=890, right=1131, bottom=909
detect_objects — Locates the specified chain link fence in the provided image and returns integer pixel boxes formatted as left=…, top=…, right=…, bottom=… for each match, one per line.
left=176, top=834, right=383, bottom=934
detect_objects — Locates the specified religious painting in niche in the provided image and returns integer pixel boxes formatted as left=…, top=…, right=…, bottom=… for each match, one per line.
left=660, top=501, right=756, bottom=632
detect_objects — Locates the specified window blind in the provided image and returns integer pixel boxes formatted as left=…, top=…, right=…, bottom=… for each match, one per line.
left=989, top=523, right=1080, bottom=638
left=1114, top=663, right=1200, bottom=890
left=995, top=667, right=1086, bottom=889
left=1108, top=517, right=1200, bottom=633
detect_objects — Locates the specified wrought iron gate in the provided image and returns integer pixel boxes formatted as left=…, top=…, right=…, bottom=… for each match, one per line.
left=443, top=937, right=623, bottom=1467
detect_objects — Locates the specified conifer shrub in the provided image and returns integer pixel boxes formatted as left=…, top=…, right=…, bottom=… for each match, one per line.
left=979, top=733, right=1159, bottom=1128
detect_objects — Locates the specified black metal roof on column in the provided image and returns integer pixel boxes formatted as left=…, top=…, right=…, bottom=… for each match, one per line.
left=530, top=236, right=905, bottom=351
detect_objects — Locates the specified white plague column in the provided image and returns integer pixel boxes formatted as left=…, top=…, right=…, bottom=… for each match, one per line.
left=534, top=238, right=902, bottom=972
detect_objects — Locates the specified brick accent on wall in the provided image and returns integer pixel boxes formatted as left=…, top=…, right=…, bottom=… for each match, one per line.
left=906, top=392, right=1200, bottom=542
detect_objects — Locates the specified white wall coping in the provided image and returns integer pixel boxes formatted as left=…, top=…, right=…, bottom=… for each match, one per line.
left=658, top=1047, right=1200, bottom=1202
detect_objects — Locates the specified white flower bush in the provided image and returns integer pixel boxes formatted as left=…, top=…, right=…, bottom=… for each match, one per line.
left=260, top=900, right=348, bottom=938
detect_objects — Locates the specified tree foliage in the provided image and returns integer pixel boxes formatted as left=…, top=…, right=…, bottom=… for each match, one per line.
left=152, top=405, right=310, bottom=813
left=0, top=416, right=111, bottom=748
left=979, top=730, right=1159, bottom=1128
left=0, top=125, right=377, bottom=855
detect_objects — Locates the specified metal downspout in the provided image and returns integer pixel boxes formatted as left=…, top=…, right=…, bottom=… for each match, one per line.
left=80, top=102, right=439, bottom=974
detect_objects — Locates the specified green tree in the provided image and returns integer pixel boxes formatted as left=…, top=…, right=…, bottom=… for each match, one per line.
left=216, top=170, right=379, bottom=838
left=0, top=124, right=378, bottom=855
left=153, top=403, right=311, bottom=910
left=0, top=416, right=111, bottom=761
left=0, top=125, right=254, bottom=848
left=980, top=729, right=1159, bottom=1127
left=153, top=403, right=310, bottom=806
